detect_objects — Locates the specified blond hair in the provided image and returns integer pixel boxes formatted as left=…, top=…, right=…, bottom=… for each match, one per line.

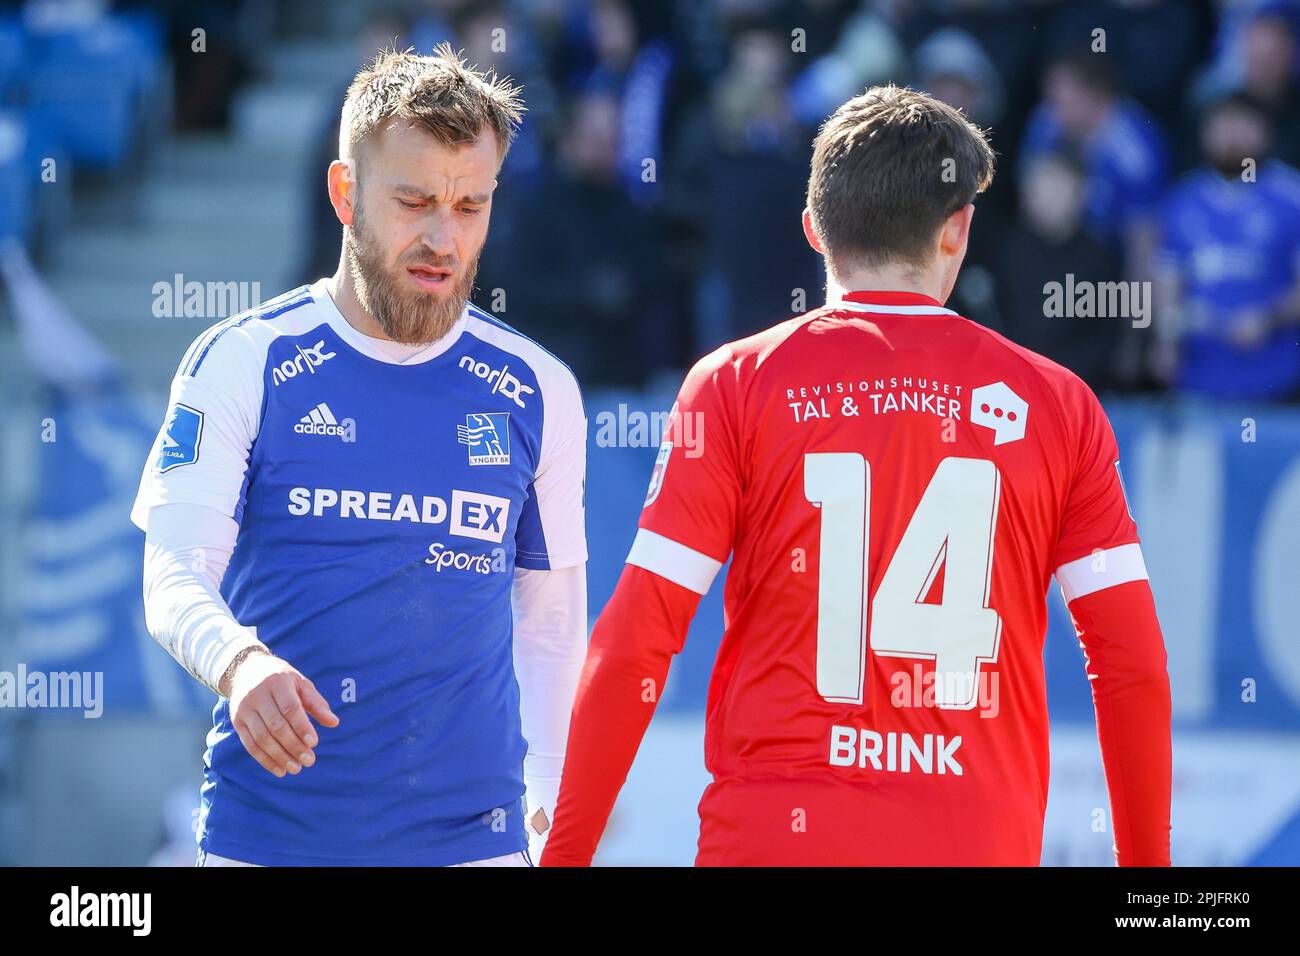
left=339, top=43, right=525, bottom=168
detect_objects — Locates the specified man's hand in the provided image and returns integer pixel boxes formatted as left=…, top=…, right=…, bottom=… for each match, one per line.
left=525, top=805, right=551, bottom=860
left=224, top=651, right=340, bottom=778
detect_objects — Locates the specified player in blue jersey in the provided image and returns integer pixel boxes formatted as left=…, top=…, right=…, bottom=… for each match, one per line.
left=132, top=45, right=588, bottom=866
left=1154, top=91, right=1300, bottom=400
left=1021, top=52, right=1168, bottom=278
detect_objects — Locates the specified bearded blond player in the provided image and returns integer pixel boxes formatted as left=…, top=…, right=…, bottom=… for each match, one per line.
left=132, top=46, right=587, bottom=866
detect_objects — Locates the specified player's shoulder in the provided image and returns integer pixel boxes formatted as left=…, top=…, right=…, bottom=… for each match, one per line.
left=965, top=317, right=1089, bottom=384
left=685, top=312, right=818, bottom=386
left=962, top=318, right=1105, bottom=426
left=460, top=302, right=584, bottom=411
left=176, top=284, right=323, bottom=378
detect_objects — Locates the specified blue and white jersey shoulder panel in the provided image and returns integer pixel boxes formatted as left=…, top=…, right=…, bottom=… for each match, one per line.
left=184, top=286, right=316, bottom=376
left=131, top=286, right=332, bottom=531
left=462, top=306, right=587, bottom=570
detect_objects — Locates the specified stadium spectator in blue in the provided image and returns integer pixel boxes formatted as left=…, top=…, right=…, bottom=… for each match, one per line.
left=1040, top=0, right=1212, bottom=125
left=561, top=0, right=681, bottom=209
left=1154, top=91, right=1300, bottom=401
left=1195, top=0, right=1300, bottom=169
left=1021, top=50, right=1168, bottom=281
left=993, top=151, right=1125, bottom=392
left=913, top=25, right=1004, bottom=130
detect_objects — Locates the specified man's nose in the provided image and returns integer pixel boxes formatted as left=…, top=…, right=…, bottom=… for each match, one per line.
left=418, top=208, right=457, bottom=259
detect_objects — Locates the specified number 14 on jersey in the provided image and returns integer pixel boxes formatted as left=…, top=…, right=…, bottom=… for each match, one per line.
left=803, top=454, right=1004, bottom=710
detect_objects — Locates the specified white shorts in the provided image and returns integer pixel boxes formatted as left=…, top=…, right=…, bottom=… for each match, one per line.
left=196, top=848, right=532, bottom=867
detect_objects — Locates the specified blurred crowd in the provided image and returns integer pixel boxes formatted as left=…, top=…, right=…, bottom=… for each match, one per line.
left=301, top=0, right=1300, bottom=401
left=11, top=0, right=1300, bottom=401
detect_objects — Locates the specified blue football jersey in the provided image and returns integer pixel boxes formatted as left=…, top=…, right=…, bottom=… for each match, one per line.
left=1158, top=162, right=1300, bottom=399
left=132, top=281, right=587, bottom=865
left=1021, top=99, right=1168, bottom=241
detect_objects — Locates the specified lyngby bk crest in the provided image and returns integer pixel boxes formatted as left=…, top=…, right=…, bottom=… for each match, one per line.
left=458, top=413, right=511, bottom=465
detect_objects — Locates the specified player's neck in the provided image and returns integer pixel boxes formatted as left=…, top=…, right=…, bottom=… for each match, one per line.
left=325, top=264, right=393, bottom=342
left=826, top=264, right=948, bottom=306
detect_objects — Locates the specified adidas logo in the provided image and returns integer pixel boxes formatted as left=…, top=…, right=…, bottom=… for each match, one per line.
left=294, top=402, right=352, bottom=439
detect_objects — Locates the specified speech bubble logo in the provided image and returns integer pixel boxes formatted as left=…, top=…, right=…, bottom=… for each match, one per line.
left=969, top=382, right=1028, bottom=446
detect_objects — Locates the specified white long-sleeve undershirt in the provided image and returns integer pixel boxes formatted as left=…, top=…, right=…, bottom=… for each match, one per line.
left=142, top=503, right=259, bottom=695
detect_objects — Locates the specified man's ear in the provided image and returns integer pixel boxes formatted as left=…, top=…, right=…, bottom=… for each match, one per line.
left=328, top=160, right=356, bottom=227
left=939, top=203, right=975, bottom=257
left=802, top=208, right=827, bottom=255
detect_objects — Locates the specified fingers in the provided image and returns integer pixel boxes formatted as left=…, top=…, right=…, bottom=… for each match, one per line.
left=244, top=708, right=303, bottom=775
left=298, top=676, right=340, bottom=729
left=269, top=679, right=320, bottom=765
left=230, top=665, right=339, bottom=778
left=233, top=714, right=288, bottom=778
left=253, top=688, right=312, bottom=772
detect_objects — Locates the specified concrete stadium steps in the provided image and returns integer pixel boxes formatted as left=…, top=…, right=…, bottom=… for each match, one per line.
left=52, top=227, right=295, bottom=289
left=230, top=82, right=341, bottom=158
left=42, top=57, right=346, bottom=387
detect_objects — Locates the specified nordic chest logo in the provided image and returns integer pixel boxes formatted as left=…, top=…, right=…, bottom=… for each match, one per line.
left=156, top=403, right=203, bottom=472
left=457, top=413, right=510, bottom=465
left=458, top=355, right=535, bottom=408
left=272, top=339, right=336, bottom=385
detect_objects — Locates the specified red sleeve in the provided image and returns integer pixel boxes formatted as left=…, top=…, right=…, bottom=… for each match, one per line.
left=1052, top=378, right=1139, bottom=571
left=539, top=566, right=699, bottom=866
left=541, top=352, right=744, bottom=866
left=1067, top=580, right=1172, bottom=866
left=1050, top=378, right=1171, bottom=865
left=631, top=345, right=743, bottom=577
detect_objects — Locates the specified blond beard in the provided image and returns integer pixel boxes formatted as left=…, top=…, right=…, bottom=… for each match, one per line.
left=345, top=208, right=479, bottom=345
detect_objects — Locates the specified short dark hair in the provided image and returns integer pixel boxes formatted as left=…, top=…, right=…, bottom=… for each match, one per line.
left=806, top=85, right=995, bottom=273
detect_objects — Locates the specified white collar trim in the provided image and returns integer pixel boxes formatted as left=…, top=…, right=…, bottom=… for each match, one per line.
left=311, top=279, right=469, bottom=365
left=830, top=299, right=959, bottom=317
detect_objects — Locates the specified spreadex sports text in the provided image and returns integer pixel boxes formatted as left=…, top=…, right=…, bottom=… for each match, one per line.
left=286, top=486, right=511, bottom=544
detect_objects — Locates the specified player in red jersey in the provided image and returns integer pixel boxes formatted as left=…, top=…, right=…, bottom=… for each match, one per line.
left=542, top=86, right=1172, bottom=866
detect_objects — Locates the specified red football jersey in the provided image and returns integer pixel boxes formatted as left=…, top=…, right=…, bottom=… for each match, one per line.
left=619, top=290, right=1155, bottom=865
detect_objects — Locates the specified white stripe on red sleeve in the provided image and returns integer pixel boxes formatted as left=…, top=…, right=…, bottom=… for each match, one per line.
left=1055, top=542, right=1149, bottom=603
left=626, top=529, right=723, bottom=595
